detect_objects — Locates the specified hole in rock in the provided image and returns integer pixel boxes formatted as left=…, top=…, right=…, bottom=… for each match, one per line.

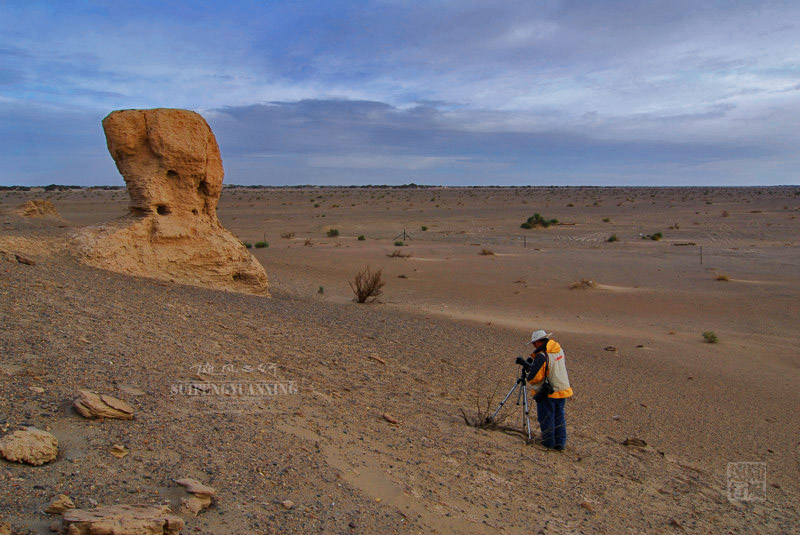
left=156, top=205, right=171, bottom=215
left=198, top=180, right=211, bottom=196
left=167, top=170, right=178, bottom=179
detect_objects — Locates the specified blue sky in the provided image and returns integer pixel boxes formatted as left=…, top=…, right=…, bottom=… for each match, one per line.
left=1, top=0, right=798, bottom=186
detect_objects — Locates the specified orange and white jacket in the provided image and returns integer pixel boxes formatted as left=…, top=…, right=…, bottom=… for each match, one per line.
left=527, top=339, right=573, bottom=399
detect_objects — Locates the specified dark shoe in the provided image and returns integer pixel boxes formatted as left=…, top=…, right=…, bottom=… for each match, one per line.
left=553, top=444, right=565, bottom=451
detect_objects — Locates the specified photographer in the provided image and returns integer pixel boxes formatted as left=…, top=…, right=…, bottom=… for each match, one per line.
left=525, top=330, right=573, bottom=450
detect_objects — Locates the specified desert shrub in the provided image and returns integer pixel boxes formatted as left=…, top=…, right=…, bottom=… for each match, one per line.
left=280, top=231, right=295, bottom=239
left=703, top=331, right=719, bottom=344
left=327, top=228, right=340, bottom=237
left=602, top=217, right=611, bottom=223
left=242, top=241, right=252, bottom=249
left=394, top=240, right=404, bottom=246
left=304, top=238, right=313, bottom=247
left=607, top=234, right=619, bottom=242
left=318, top=286, right=324, bottom=294
left=358, top=235, right=366, bottom=240
left=421, top=225, right=428, bottom=231
left=722, top=210, right=730, bottom=217
left=480, top=248, right=495, bottom=256
left=255, top=241, right=269, bottom=248
left=349, top=266, right=385, bottom=303
left=715, top=273, right=730, bottom=281
left=521, top=213, right=558, bottom=229
left=642, top=232, right=663, bottom=241
left=387, top=249, right=410, bottom=258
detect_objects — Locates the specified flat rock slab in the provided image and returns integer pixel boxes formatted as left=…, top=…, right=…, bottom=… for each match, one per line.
left=62, top=504, right=184, bottom=535
left=0, top=427, right=58, bottom=465
left=74, top=390, right=135, bottom=420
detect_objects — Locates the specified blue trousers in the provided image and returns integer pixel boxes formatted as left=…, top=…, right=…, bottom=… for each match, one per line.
left=536, top=397, right=566, bottom=448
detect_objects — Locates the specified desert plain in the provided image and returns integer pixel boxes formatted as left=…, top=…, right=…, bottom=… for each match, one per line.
left=1, top=184, right=798, bottom=534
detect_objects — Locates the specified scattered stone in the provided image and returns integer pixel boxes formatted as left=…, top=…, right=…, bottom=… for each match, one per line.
left=281, top=499, right=294, bottom=510
left=62, top=504, right=184, bottom=535
left=72, top=108, right=269, bottom=296
left=579, top=501, right=594, bottom=512
left=109, top=444, right=129, bottom=458
left=175, top=478, right=214, bottom=517
left=29, top=386, right=46, bottom=394
left=0, top=427, right=58, bottom=465
left=669, top=518, right=686, bottom=531
left=15, top=253, right=36, bottom=266
left=604, top=346, right=617, bottom=352
left=73, top=390, right=134, bottom=420
left=46, top=493, right=76, bottom=514
left=623, top=438, right=648, bottom=448
left=174, top=478, right=215, bottom=497
left=367, top=355, right=387, bottom=365
left=382, top=413, right=400, bottom=425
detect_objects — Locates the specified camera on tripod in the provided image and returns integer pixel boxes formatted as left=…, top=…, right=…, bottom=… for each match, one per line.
left=515, top=356, right=535, bottom=379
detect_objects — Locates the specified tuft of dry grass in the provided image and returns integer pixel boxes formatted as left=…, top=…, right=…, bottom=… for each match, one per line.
left=480, top=248, right=495, bottom=256
left=715, top=273, right=730, bottom=281
left=386, top=249, right=411, bottom=258
left=280, top=231, right=295, bottom=239
left=569, top=278, right=597, bottom=289
left=303, top=238, right=313, bottom=247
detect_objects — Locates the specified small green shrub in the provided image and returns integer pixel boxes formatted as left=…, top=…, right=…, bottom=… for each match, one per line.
left=358, top=235, right=366, bottom=240
left=327, top=228, right=340, bottom=237
left=421, top=225, right=428, bottom=231
left=318, top=286, right=324, bottom=294
left=242, top=242, right=252, bottom=249
left=521, top=213, right=558, bottom=229
left=255, top=241, right=269, bottom=248
left=394, top=240, right=404, bottom=246
left=607, top=234, right=618, bottom=242
left=703, top=331, right=719, bottom=344
left=642, top=232, right=663, bottom=241
left=602, top=217, right=610, bottom=223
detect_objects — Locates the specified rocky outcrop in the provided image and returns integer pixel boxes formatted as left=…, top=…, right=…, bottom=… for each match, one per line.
left=0, top=427, right=58, bottom=465
left=73, top=390, right=135, bottom=420
left=17, top=199, right=62, bottom=218
left=46, top=494, right=76, bottom=514
left=61, top=504, right=184, bottom=535
left=72, top=108, right=269, bottom=296
left=175, top=478, right=215, bottom=516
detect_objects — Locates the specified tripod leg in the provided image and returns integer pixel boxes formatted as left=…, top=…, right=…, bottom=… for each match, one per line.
left=489, top=380, right=520, bottom=421
left=522, top=383, right=532, bottom=441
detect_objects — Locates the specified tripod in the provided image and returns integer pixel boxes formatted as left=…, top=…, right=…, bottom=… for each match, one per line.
left=489, top=362, right=532, bottom=441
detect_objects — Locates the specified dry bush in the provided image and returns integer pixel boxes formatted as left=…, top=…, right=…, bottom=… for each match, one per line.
left=460, top=368, right=531, bottom=440
left=304, top=238, right=313, bottom=247
left=349, top=266, right=385, bottom=303
left=281, top=231, right=295, bottom=239
left=569, top=278, right=597, bottom=289
left=715, top=273, right=730, bottom=281
left=386, top=249, right=410, bottom=258
left=480, top=248, right=495, bottom=256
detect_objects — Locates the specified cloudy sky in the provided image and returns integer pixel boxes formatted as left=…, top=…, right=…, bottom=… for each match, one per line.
left=1, top=1, right=798, bottom=186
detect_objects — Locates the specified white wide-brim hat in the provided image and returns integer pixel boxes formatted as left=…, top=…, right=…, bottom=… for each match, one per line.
left=526, top=329, right=552, bottom=345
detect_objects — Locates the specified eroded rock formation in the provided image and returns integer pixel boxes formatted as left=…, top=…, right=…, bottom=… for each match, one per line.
left=0, top=427, right=58, bottom=465
left=17, top=199, right=62, bottom=218
left=73, top=108, right=269, bottom=296
left=61, top=504, right=184, bottom=535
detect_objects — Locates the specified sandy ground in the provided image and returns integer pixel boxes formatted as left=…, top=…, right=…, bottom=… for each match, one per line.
left=1, top=185, right=799, bottom=534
